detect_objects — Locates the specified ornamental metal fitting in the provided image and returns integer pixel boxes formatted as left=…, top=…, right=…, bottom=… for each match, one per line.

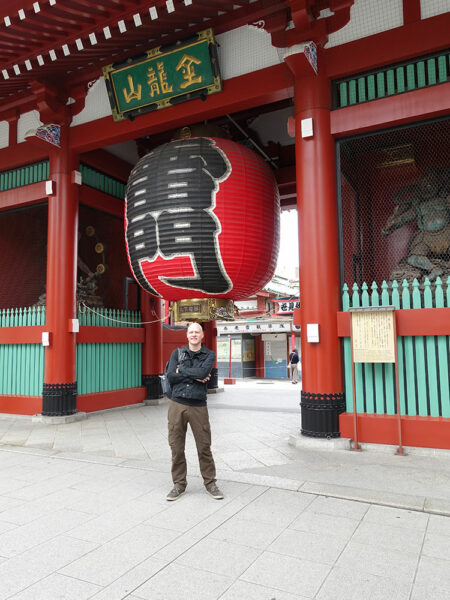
left=170, top=298, right=236, bottom=322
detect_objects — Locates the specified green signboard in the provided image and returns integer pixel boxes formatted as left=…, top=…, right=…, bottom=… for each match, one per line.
left=103, top=29, right=221, bottom=121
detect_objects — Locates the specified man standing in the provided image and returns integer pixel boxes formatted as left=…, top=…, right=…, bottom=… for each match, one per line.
left=165, top=321, right=224, bottom=501
left=289, top=348, right=300, bottom=384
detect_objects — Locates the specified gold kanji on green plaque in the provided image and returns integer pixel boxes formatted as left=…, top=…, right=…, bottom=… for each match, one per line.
left=103, top=29, right=221, bottom=121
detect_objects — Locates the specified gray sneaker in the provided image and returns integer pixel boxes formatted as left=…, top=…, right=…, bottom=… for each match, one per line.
left=166, top=487, right=185, bottom=501
left=207, top=485, right=224, bottom=499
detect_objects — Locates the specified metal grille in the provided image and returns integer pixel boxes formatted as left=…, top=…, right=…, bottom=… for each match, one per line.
left=338, top=117, right=450, bottom=290
left=0, top=205, right=47, bottom=309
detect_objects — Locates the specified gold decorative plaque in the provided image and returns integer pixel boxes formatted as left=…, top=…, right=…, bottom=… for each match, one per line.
left=171, top=298, right=235, bottom=322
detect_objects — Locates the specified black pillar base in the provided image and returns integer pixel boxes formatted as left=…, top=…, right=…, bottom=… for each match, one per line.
left=42, top=382, right=77, bottom=416
left=300, top=391, right=346, bottom=438
left=207, top=368, right=218, bottom=390
left=142, top=374, right=163, bottom=400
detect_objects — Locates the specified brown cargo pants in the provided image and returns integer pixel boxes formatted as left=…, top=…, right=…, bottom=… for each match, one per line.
left=168, top=400, right=217, bottom=491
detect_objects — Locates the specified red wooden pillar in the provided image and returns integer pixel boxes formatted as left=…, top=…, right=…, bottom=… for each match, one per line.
left=255, top=335, right=265, bottom=379
left=164, top=300, right=170, bottom=324
left=43, top=126, right=79, bottom=416
left=286, top=51, right=345, bottom=437
left=290, top=331, right=296, bottom=352
left=141, top=294, right=163, bottom=401
left=204, top=320, right=218, bottom=389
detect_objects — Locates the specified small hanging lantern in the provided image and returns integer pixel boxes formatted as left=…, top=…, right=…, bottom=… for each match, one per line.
left=125, top=136, right=280, bottom=321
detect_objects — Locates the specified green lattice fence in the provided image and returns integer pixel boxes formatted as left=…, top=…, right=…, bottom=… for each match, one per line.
left=0, top=161, right=125, bottom=198
left=0, top=306, right=45, bottom=395
left=0, top=161, right=49, bottom=192
left=342, top=278, right=450, bottom=418
left=76, top=308, right=142, bottom=394
left=334, top=49, right=450, bottom=108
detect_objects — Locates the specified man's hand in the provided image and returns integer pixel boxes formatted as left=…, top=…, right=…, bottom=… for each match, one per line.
left=195, top=374, right=211, bottom=383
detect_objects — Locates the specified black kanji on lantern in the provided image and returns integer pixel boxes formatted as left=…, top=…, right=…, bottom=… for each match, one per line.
left=125, top=138, right=232, bottom=296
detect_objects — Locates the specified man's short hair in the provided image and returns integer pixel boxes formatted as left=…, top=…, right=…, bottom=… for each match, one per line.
left=187, top=321, right=204, bottom=331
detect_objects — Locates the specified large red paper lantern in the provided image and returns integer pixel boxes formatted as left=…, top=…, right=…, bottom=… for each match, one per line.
left=125, top=137, right=279, bottom=315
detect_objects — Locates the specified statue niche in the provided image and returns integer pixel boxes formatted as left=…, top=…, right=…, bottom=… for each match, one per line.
left=382, top=168, right=450, bottom=283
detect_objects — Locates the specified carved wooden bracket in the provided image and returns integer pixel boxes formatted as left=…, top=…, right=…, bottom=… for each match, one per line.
left=264, top=0, right=354, bottom=48
left=29, top=80, right=70, bottom=125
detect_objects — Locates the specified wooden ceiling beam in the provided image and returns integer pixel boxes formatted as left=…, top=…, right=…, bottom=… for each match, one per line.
left=45, top=7, right=96, bottom=25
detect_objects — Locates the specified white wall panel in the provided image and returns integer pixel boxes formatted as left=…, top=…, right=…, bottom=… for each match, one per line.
left=0, top=121, right=9, bottom=149
left=326, top=0, right=403, bottom=48
left=216, top=25, right=281, bottom=80
left=71, top=77, right=111, bottom=127
left=17, top=110, right=42, bottom=143
left=421, top=0, right=450, bottom=19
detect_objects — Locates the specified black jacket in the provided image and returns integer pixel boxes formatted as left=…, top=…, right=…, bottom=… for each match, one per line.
left=289, top=351, right=299, bottom=364
left=167, top=344, right=215, bottom=406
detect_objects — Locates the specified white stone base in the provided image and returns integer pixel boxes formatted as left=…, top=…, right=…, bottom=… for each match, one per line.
left=32, top=412, right=87, bottom=425
left=144, top=398, right=163, bottom=406
left=289, top=434, right=350, bottom=451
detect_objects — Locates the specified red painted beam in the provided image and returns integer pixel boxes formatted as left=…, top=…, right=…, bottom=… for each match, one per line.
left=337, top=308, right=450, bottom=337
left=0, top=326, right=46, bottom=344
left=0, top=143, right=48, bottom=172
left=276, top=164, right=297, bottom=206
left=0, top=181, right=49, bottom=211
left=280, top=197, right=297, bottom=210
left=0, top=325, right=143, bottom=345
left=0, top=95, right=36, bottom=121
left=402, top=0, right=421, bottom=24
left=340, top=413, right=450, bottom=450
left=331, top=82, right=450, bottom=137
left=0, top=395, right=42, bottom=415
left=81, top=149, right=132, bottom=181
left=275, top=165, right=296, bottom=186
left=71, top=63, right=294, bottom=153
left=79, top=186, right=124, bottom=219
left=77, top=387, right=146, bottom=412
left=326, top=13, right=450, bottom=79
left=77, top=326, right=144, bottom=344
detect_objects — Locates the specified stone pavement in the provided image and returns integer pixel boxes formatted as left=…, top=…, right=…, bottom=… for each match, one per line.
left=0, top=379, right=450, bottom=599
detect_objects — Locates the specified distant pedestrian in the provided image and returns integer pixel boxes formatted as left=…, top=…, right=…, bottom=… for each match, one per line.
left=289, top=348, right=300, bottom=384
left=165, top=322, right=224, bottom=501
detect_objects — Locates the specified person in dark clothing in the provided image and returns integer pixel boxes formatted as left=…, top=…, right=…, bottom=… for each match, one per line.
left=165, top=321, right=224, bottom=501
left=289, top=348, right=300, bottom=384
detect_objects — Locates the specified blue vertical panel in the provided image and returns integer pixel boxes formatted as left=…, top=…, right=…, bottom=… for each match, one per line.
left=412, top=280, right=428, bottom=416
left=401, top=280, right=416, bottom=415
left=381, top=282, right=395, bottom=415
left=435, top=278, right=450, bottom=416
left=342, top=285, right=353, bottom=412
left=351, top=284, right=364, bottom=414
left=423, top=279, right=439, bottom=416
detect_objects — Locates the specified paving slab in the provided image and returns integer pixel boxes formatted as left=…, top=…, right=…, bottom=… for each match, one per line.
left=0, top=380, right=450, bottom=598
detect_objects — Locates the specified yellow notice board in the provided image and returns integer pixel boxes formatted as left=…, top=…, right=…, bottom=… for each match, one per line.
left=350, top=307, right=396, bottom=363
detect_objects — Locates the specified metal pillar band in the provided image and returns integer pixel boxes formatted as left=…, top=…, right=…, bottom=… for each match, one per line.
left=142, top=374, right=163, bottom=400
left=300, top=391, right=346, bottom=438
left=42, top=382, right=77, bottom=416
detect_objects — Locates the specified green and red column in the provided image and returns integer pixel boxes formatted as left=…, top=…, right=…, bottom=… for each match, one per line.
left=43, top=125, right=79, bottom=416
left=286, top=49, right=345, bottom=437
left=141, top=294, right=163, bottom=401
